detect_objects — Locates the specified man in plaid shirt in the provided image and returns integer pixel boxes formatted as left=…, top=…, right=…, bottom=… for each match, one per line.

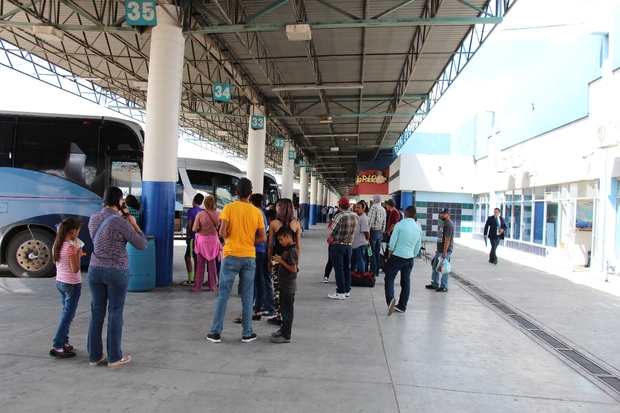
left=368, top=194, right=386, bottom=278
left=327, top=197, right=358, bottom=300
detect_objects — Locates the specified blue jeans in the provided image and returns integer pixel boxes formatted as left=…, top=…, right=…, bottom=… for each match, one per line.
left=253, top=252, right=267, bottom=313
left=369, top=230, right=383, bottom=276
left=52, top=281, right=82, bottom=349
left=430, top=251, right=452, bottom=289
left=210, top=256, right=256, bottom=337
left=87, top=266, right=130, bottom=364
left=350, top=246, right=366, bottom=273
left=384, top=255, right=413, bottom=311
left=330, top=244, right=352, bottom=294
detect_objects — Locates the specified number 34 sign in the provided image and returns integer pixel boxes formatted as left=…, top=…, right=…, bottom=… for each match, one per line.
left=125, top=0, right=157, bottom=26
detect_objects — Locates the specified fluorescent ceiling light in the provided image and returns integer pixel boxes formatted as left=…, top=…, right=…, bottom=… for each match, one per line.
left=216, top=130, right=229, bottom=136
left=320, top=115, right=333, bottom=124
left=185, top=113, right=201, bottom=120
left=330, top=147, right=339, bottom=152
left=32, top=25, right=63, bottom=42
left=286, top=24, right=312, bottom=41
left=272, top=83, right=364, bottom=92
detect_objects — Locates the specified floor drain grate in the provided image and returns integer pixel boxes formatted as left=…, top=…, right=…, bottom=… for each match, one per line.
left=599, top=377, right=620, bottom=392
left=531, top=329, right=570, bottom=350
left=509, top=314, right=539, bottom=330
left=494, top=304, right=517, bottom=315
left=453, top=273, right=620, bottom=396
left=558, top=350, right=611, bottom=375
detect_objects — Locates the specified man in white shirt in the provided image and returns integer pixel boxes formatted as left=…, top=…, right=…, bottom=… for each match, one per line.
left=367, top=194, right=387, bottom=278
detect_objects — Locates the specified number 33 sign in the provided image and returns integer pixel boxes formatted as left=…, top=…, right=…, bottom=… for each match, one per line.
left=125, top=0, right=157, bottom=26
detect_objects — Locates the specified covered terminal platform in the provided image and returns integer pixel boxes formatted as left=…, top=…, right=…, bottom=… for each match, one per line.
left=2, top=223, right=620, bottom=412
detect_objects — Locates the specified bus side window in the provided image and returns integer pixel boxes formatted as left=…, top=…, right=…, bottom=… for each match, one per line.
left=0, top=120, right=15, bottom=167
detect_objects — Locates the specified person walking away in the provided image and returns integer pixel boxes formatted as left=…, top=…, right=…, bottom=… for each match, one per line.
left=182, top=193, right=204, bottom=286
left=270, top=226, right=298, bottom=343
left=192, top=195, right=221, bottom=292
left=49, top=217, right=86, bottom=359
left=384, top=206, right=422, bottom=315
left=350, top=202, right=369, bottom=274
left=206, top=178, right=266, bottom=344
left=425, top=208, right=454, bottom=292
left=368, top=195, right=387, bottom=278
left=483, top=207, right=507, bottom=265
left=87, top=186, right=146, bottom=367
left=328, top=197, right=358, bottom=299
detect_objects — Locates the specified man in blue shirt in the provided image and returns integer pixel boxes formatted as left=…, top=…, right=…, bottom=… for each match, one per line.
left=384, top=206, right=422, bottom=315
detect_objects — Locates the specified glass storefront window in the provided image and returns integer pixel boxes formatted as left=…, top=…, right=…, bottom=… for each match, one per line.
left=513, top=204, right=522, bottom=240
left=578, top=181, right=598, bottom=198
left=523, top=202, right=533, bottom=242
left=545, top=202, right=559, bottom=247
left=505, top=203, right=512, bottom=238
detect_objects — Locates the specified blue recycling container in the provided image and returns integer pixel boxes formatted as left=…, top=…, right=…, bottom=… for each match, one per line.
left=127, top=236, right=156, bottom=292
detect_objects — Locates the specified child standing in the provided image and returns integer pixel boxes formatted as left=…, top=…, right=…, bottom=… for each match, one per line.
left=270, top=226, right=298, bottom=343
left=50, top=217, right=85, bottom=358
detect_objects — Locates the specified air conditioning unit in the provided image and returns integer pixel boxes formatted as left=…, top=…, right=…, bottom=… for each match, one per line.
left=597, top=123, right=620, bottom=148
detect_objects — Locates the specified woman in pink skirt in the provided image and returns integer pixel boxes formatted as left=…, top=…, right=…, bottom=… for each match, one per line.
left=192, top=195, right=221, bottom=292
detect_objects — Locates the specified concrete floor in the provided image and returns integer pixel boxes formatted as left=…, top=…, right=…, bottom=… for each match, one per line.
left=1, top=223, right=620, bottom=412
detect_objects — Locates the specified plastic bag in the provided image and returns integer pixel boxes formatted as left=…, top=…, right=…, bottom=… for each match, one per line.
left=441, top=259, right=452, bottom=275
left=367, top=244, right=373, bottom=257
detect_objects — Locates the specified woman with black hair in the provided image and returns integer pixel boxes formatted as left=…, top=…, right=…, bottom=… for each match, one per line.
left=87, top=186, right=146, bottom=367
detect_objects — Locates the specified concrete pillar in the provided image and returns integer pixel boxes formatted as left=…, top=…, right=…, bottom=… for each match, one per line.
left=281, top=140, right=294, bottom=199
left=299, top=167, right=309, bottom=230
left=309, top=175, right=318, bottom=225
left=317, top=181, right=324, bottom=223
left=392, top=192, right=402, bottom=210
left=142, top=4, right=184, bottom=287
left=401, top=190, right=414, bottom=209
left=247, top=105, right=266, bottom=196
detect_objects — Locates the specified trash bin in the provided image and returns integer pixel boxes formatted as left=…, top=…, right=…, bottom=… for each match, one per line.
left=127, top=236, right=156, bottom=292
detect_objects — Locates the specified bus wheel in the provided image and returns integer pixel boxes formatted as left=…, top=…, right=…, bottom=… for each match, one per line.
left=6, top=230, right=56, bottom=278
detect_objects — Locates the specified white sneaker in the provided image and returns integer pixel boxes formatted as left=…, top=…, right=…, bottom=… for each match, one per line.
left=323, top=277, right=329, bottom=283
left=328, top=292, right=346, bottom=300
left=344, top=291, right=351, bottom=297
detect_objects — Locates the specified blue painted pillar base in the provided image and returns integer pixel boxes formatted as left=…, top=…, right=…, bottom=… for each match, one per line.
left=142, top=181, right=176, bottom=287
left=309, top=204, right=317, bottom=225
left=401, top=191, right=413, bottom=209
left=392, top=193, right=401, bottom=210
left=304, top=204, right=310, bottom=230
left=317, top=204, right=323, bottom=223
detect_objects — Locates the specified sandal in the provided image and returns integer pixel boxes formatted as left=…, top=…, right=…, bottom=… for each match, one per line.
left=108, top=355, right=131, bottom=367
left=89, top=354, right=106, bottom=366
left=233, top=316, right=242, bottom=324
left=180, top=280, right=193, bottom=286
left=233, top=313, right=262, bottom=324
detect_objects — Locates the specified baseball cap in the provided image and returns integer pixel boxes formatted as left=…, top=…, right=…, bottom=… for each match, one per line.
left=338, top=196, right=350, bottom=208
left=439, top=207, right=450, bottom=214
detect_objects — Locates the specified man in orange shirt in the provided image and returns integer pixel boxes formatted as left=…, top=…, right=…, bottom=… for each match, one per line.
left=207, top=178, right=266, bottom=344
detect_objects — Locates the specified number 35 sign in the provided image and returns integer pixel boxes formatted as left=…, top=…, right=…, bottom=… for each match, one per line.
left=125, top=0, right=157, bottom=26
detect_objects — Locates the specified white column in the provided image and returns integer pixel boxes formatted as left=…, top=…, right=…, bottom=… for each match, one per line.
left=299, top=167, right=309, bottom=205
left=142, top=4, right=184, bottom=287
left=317, top=181, right=324, bottom=206
left=247, top=105, right=266, bottom=195
left=281, top=140, right=294, bottom=199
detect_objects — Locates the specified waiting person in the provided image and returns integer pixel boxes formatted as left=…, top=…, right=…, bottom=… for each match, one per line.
left=350, top=202, right=369, bottom=274
left=87, top=186, right=146, bottom=367
left=321, top=206, right=328, bottom=223
left=49, top=217, right=85, bottom=359
left=192, top=195, right=221, bottom=292
left=207, top=178, right=266, bottom=344
left=124, top=195, right=140, bottom=227
left=233, top=193, right=268, bottom=323
left=328, top=197, right=358, bottom=300
left=267, top=198, right=302, bottom=325
left=270, top=226, right=298, bottom=343
left=323, top=214, right=336, bottom=283
left=182, top=193, right=204, bottom=286
left=483, top=207, right=507, bottom=265
left=261, top=208, right=278, bottom=319
left=297, top=205, right=305, bottom=237
left=384, top=206, right=422, bottom=315
left=368, top=195, right=386, bottom=278
left=385, top=199, right=401, bottom=238
left=425, top=208, right=454, bottom=292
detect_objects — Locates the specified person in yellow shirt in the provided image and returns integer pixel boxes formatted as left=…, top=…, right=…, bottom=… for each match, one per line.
left=207, top=178, right=266, bottom=343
